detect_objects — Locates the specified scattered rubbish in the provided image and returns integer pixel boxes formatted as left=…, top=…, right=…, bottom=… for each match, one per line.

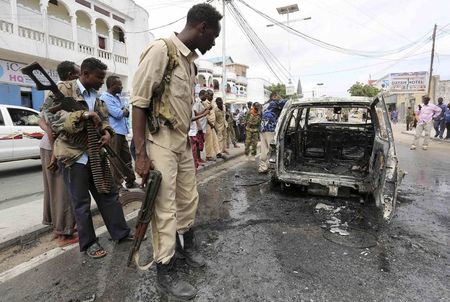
left=360, top=250, right=370, bottom=256
left=293, top=271, right=299, bottom=274
left=282, top=231, right=287, bottom=235
left=81, top=294, right=96, bottom=302
left=330, top=227, right=349, bottom=236
left=315, top=203, right=333, bottom=211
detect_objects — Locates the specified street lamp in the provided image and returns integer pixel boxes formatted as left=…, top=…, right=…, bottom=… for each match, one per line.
left=275, top=4, right=299, bottom=82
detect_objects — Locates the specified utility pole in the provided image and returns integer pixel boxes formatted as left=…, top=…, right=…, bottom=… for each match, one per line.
left=427, top=24, right=437, bottom=96
left=221, top=0, right=227, bottom=103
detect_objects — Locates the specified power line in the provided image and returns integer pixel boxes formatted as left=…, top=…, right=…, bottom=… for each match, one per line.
left=236, top=0, right=438, bottom=58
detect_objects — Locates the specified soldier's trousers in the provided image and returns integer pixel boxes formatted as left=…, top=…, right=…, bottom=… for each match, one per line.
left=245, top=130, right=259, bottom=156
left=227, top=124, right=236, bottom=147
left=259, top=131, right=274, bottom=172
left=205, top=124, right=220, bottom=157
left=147, top=142, right=199, bottom=264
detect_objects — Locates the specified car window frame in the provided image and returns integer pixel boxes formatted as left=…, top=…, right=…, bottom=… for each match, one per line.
left=7, top=107, right=40, bottom=127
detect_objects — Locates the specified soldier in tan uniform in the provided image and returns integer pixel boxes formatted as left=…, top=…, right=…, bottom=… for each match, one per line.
left=131, top=4, right=222, bottom=300
left=202, top=89, right=221, bottom=160
left=214, top=97, right=228, bottom=154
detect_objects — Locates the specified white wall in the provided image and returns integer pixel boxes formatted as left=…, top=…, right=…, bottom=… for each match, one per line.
left=247, top=78, right=271, bottom=103
left=77, top=27, right=91, bottom=45
left=48, top=17, right=72, bottom=39
left=17, top=5, right=43, bottom=31
left=0, top=0, right=11, bottom=21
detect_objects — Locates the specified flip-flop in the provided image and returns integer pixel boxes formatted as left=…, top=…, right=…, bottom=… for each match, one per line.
left=85, top=242, right=107, bottom=259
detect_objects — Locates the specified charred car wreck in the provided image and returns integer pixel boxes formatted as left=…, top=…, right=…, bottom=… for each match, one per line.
left=269, top=96, right=404, bottom=221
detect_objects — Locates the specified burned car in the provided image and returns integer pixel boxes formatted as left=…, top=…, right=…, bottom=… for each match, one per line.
left=269, top=96, right=403, bottom=221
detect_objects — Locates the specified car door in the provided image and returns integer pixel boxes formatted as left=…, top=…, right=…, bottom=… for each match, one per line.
left=0, top=107, right=14, bottom=162
left=6, top=107, right=43, bottom=160
left=370, top=96, right=402, bottom=222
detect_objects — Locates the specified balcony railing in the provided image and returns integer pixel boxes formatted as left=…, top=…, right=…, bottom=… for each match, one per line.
left=49, top=35, right=74, bottom=50
left=78, top=43, right=94, bottom=55
left=0, top=20, right=13, bottom=34
left=114, top=54, right=128, bottom=64
left=1, top=24, right=129, bottom=65
left=18, top=26, right=44, bottom=42
left=98, top=49, right=112, bottom=60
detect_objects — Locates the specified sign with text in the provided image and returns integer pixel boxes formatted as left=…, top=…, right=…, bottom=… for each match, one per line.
left=0, top=59, right=59, bottom=86
left=389, top=72, right=428, bottom=93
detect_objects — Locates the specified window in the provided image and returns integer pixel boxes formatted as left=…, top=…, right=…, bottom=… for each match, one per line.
left=288, top=109, right=298, bottom=131
left=7, top=108, right=40, bottom=126
left=98, top=36, right=106, bottom=50
left=0, top=110, right=4, bottom=126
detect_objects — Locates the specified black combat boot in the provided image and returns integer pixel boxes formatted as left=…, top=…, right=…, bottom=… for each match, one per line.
left=156, top=257, right=197, bottom=300
left=176, top=229, right=206, bottom=268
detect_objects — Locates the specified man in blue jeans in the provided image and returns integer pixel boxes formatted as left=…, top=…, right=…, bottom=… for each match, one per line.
left=45, top=58, right=131, bottom=259
left=433, top=97, right=447, bottom=139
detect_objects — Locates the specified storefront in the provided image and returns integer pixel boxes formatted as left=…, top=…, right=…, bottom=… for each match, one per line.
left=0, top=59, right=59, bottom=111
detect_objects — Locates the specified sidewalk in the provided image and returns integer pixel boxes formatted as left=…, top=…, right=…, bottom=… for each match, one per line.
left=392, top=122, right=450, bottom=144
left=0, top=143, right=245, bottom=251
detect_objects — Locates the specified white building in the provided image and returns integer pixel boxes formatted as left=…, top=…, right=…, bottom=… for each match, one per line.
left=247, top=77, right=271, bottom=104
left=0, top=0, right=150, bottom=110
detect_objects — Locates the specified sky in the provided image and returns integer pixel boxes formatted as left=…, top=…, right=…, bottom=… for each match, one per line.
left=133, top=0, right=450, bottom=97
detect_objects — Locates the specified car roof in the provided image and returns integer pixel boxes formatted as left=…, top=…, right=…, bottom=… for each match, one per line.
left=0, top=104, right=40, bottom=112
left=291, top=96, right=375, bottom=106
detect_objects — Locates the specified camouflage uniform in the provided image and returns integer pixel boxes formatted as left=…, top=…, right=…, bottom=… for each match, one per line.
left=43, top=80, right=114, bottom=167
left=226, top=110, right=237, bottom=147
left=245, top=111, right=261, bottom=156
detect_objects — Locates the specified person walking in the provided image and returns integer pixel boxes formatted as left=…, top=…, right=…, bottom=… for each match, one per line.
left=406, top=106, right=414, bottom=131
left=433, top=97, right=447, bottom=139
left=444, top=103, right=450, bottom=139
left=44, top=58, right=132, bottom=259
left=131, top=4, right=222, bottom=299
left=411, top=96, right=442, bottom=150
left=100, top=76, right=138, bottom=192
left=245, top=103, right=261, bottom=161
left=39, top=61, right=79, bottom=246
left=258, top=92, right=287, bottom=173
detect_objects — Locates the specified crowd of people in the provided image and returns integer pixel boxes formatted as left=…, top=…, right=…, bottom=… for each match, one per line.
left=410, top=95, right=449, bottom=150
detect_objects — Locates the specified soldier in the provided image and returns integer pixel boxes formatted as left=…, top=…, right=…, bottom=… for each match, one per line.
left=226, top=104, right=239, bottom=148
left=245, top=103, right=261, bottom=161
left=202, top=89, right=221, bottom=160
left=44, top=58, right=132, bottom=259
left=131, top=4, right=222, bottom=300
left=214, top=97, right=228, bottom=154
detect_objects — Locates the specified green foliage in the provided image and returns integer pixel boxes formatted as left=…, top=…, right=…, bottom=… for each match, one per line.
left=348, top=81, right=380, bottom=97
left=268, top=83, right=287, bottom=99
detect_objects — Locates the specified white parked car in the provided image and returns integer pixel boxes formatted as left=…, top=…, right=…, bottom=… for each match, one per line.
left=0, top=104, right=44, bottom=162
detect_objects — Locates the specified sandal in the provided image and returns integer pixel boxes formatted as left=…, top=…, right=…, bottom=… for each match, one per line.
left=85, top=242, right=107, bottom=259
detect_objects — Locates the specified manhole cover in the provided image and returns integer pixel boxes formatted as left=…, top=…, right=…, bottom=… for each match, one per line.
left=323, top=228, right=377, bottom=249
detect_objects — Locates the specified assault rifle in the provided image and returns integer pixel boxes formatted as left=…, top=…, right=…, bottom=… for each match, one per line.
left=21, top=62, right=135, bottom=188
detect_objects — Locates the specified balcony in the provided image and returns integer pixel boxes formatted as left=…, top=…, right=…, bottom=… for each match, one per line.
left=0, top=20, right=13, bottom=34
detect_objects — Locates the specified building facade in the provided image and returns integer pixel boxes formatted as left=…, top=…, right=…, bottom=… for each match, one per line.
left=0, top=0, right=150, bottom=110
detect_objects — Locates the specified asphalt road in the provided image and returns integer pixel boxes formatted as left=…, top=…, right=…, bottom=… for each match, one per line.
left=0, top=159, right=43, bottom=210
left=0, top=139, right=449, bottom=302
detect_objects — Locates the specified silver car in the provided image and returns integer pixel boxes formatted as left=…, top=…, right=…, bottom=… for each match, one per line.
left=269, top=96, right=404, bottom=222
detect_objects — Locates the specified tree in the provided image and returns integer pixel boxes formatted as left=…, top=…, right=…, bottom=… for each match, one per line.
left=268, top=83, right=287, bottom=99
left=348, top=81, right=380, bottom=97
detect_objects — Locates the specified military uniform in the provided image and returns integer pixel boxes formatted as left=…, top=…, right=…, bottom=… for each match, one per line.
left=131, top=33, right=199, bottom=264
left=44, top=79, right=130, bottom=252
left=226, top=110, right=237, bottom=147
left=245, top=110, right=261, bottom=156
left=214, top=106, right=226, bottom=152
left=203, top=99, right=220, bottom=158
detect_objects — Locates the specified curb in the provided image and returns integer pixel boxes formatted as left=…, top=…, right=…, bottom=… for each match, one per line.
left=0, top=149, right=245, bottom=252
left=401, top=131, right=450, bottom=144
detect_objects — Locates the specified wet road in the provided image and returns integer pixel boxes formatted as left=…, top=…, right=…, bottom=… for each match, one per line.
left=0, top=139, right=449, bottom=302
